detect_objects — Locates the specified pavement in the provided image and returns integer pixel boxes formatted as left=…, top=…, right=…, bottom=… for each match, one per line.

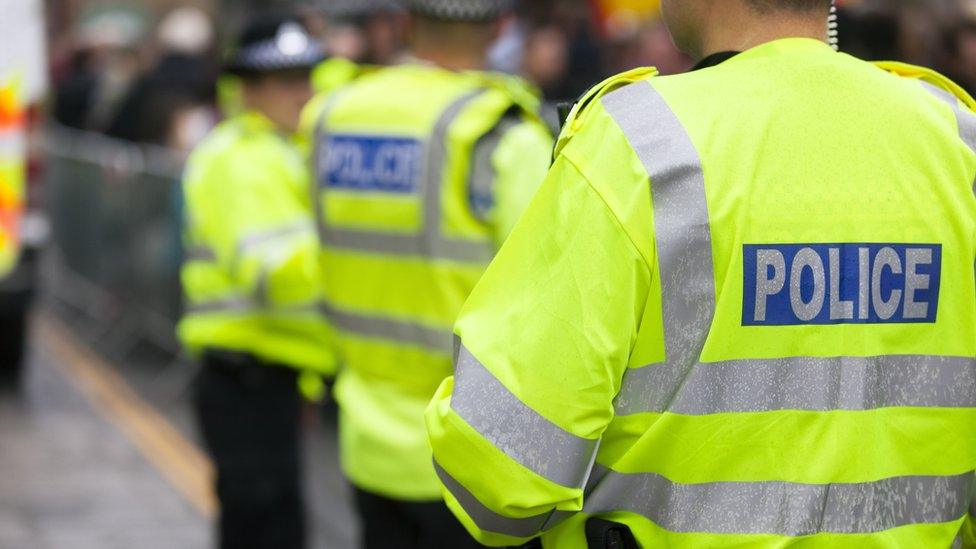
left=0, top=312, right=358, bottom=549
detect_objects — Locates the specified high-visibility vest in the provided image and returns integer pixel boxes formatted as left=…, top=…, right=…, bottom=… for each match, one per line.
left=307, top=63, right=553, bottom=500
left=0, top=75, right=25, bottom=279
left=427, top=38, right=976, bottom=547
left=178, top=111, right=336, bottom=377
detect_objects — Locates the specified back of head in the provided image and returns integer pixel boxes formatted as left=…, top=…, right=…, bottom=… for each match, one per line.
left=662, top=0, right=833, bottom=59
left=401, top=0, right=510, bottom=69
left=743, top=0, right=831, bottom=13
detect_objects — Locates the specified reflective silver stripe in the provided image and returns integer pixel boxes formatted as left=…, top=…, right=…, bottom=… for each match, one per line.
left=315, top=90, right=495, bottom=264
left=451, top=341, right=599, bottom=488
left=467, top=114, right=523, bottom=223
left=420, top=89, right=496, bottom=263
left=187, top=297, right=320, bottom=316
left=920, top=82, right=976, bottom=191
left=320, top=229, right=491, bottom=264
left=237, top=221, right=316, bottom=255
left=584, top=467, right=976, bottom=536
left=320, top=300, right=453, bottom=352
left=185, top=245, right=217, bottom=262
left=434, top=461, right=571, bottom=538
left=311, top=90, right=350, bottom=245
left=601, top=81, right=716, bottom=417
left=187, top=221, right=315, bottom=271
left=186, top=297, right=254, bottom=314
left=615, top=355, right=976, bottom=415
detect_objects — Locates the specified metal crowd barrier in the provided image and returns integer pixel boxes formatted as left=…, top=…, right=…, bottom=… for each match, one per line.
left=43, top=124, right=186, bottom=360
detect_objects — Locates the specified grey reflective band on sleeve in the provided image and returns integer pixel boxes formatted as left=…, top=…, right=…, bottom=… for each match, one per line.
left=451, top=342, right=600, bottom=488
left=583, top=467, right=976, bottom=536
left=601, top=81, right=717, bottom=417
left=319, top=300, right=454, bottom=352
left=185, top=245, right=217, bottom=262
left=433, top=461, right=571, bottom=538
left=920, top=82, right=976, bottom=192
left=186, top=296, right=255, bottom=315
left=187, top=296, right=322, bottom=316
left=237, top=221, right=316, bottom=256
left=315, top=89, right=495, bottom=264
left=614, top=355, right=976, bottom=415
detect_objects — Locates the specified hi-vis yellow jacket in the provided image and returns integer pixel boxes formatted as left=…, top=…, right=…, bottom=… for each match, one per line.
left=427, top=39, right=976, bottom=547
left=305, top=63, right=553, bottom=500
left=179, top=112, right=336, bottom=378
left=0, top=75, right=25, bottom=278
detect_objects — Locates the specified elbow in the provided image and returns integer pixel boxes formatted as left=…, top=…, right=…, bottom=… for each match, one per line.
left=426, top=372, right=596, bottom=546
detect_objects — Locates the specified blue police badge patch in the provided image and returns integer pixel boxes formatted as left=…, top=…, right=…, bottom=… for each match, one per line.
left=320, top=135, right=423, bottom=194
left=742, top=244, right=942, bottom=326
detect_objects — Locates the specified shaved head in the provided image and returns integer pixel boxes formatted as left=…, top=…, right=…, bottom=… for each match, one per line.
left=745, top=0, right=832, bottom=13
left=661, top=0, right=831, bottom=59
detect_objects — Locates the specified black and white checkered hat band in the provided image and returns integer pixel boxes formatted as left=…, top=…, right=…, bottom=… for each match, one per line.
left=403, top=0, right=511, bottom=21
left=230, top=40, right=325, bottom=73
left=323, top=0, right=400, bottom=17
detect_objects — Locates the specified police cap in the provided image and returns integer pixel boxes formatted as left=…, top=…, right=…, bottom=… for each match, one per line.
left=400, top=0, right=512, bottom=22
left=321, top=0, right=401, bottom=19
left=226, top=16, right=325, bottom=76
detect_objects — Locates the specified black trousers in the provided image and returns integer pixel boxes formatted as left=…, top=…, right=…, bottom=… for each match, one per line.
left=194, top=351, right=305, bottom=549
left=354, top=487, right=485, bottom=549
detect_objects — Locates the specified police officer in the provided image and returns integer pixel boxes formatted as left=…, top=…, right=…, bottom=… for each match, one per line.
left=304, top=0, right=553, bottom=546
left=426, top=0, right=976, bottom=547
left=178, top=15, right=334, bottom=549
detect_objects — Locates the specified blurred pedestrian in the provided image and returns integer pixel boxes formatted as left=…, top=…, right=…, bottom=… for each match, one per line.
left=178, top=14, right=335, bottom=549
left=303, top=0, right=554, bottom=546
left=427, top=0, right=976, bottom=547
left=53, top=9, right=143, bottom=133
left=107, top=6, right=219, bottom=149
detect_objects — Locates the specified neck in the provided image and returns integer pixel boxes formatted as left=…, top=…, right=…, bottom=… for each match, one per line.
left=241, top=99, right=289, bottom=134
left=411, top=46, right=486, bottom=72
left=696, top=9, right=827, bottom=60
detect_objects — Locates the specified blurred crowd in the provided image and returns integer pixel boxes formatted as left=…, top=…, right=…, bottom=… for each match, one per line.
left=47, top=0, right=976, bottom=152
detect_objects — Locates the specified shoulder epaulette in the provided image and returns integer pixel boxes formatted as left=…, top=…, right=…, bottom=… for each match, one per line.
left=873, top=61, right=976, bottom=112
left=554, top=67, right=659, bottom=157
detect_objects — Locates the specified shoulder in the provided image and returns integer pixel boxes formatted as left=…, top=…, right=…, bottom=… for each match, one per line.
left=186, top=120, right=239, bottom=170
left=187, top=119, right=289, bottom=182
left=554, top=67, right=659, bottom=157
left=872, top=61, right=976, bottom=113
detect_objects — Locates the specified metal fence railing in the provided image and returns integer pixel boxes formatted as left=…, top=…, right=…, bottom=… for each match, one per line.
left=43, top=124, right=186, bottom=359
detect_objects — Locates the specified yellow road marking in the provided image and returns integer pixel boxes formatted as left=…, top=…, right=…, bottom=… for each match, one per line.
left=38, top=314, right=217, bottom=518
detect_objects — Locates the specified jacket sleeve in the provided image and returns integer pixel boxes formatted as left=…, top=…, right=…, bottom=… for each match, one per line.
left=425, top=151, right=652, bottom=546
left=189, top=138, right=323, bottom=314
left=485, top=117, right=554, bottom=244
